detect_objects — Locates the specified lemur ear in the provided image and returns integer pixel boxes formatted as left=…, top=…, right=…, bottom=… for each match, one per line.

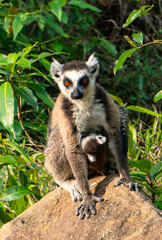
left=50, top=59, right=63, bottom=82
left=86, top=53, right=99, bottom=74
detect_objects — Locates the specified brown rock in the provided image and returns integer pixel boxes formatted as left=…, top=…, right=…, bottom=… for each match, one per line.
left=0, top=174, right=161, bottom=240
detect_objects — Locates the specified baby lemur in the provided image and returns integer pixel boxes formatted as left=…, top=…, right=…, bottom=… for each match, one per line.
left=81, top=133, right=107, bottom=164
left=45, top=54, right=141, bottom=219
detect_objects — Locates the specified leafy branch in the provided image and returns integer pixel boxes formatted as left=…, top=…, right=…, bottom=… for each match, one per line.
left=11, top=79, right=43, bottom=153
left=113, top=4, right=162, bottom=74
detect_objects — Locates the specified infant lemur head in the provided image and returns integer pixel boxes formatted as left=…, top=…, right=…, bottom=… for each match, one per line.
left=50, top=54, right=99, bottom=101
left=81, top=134, right=106, bottom=163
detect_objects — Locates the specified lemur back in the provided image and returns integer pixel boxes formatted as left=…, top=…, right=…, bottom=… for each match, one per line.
left=45, top=54, right=141, bottom=220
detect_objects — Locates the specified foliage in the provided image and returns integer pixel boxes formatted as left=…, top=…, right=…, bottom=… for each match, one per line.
left=0, top=0, right=161, bottom=227
left=113, top=4, right=162, bottom=74
left=128, top=117, right=162, bottom=209
left=113, top=3, right=162, bottom=209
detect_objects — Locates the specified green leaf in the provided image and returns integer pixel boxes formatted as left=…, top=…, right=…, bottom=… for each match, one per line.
left=110, top=94, right=124, bottom=106
left=13, top=13, right=27, bottom=40
left=0, top=202, right=14, bottom=224
left=142, top=183, right=160, bottom=195
left=132, top=32, right=143, bottom=45
left=68, top=0, right=101, bottom=12
left=9, top=196, right=28, bottom=215
left=28, top=83, right=54, bottom=108
left=0, top=82, right=14, bottom=133
left=150, top=161, right=162, bottom=178
left=7, top=53, right=20, bottom=64
left=44, top=17, right=64, bottom=34
left=129, top=159, right=153, bottom=174
left=124, top=35, right=137, bottom=47
left=14, top=85, right=38, bottom=112
left=0, top=63, right=15, bottom=72
left=16, top=58, right=31, bottom=70
left=100, top=38, right=118, bottom=56
left=154, top=201, right=162, bottom=210
left=3, top=16, right=11, bottom=33
left=113, top=48, right=137, bottom=74
left=22, top=42, right=38, bottom=58
left=122, top=5, right=153, bottom=28
left=0, top=155, right=17, bottom=166
left=3, top=139, right=31, bottom=162
left=0, top=54, right=7, bottom=63
left=127, top=105, right=162, bottom=117
left=154, top=90, right=162, bottom=102
left=59, top=0, right=67, bottom=6
left=50, top=1, right=63, bottom=22
left=1, top=186, right=33, bottom=201
left=128, top=123, right=137, bottom=157
left=130, top=172, right=146, bottom=181
left=39, top=58, right=51, bottom=71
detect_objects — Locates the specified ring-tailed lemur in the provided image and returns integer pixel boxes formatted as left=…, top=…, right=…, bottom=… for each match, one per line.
left=81, top=133, right=107, bottom=163
left=45, top=54, right=141, bottom=220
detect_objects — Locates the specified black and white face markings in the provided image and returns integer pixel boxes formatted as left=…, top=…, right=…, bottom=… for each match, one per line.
left=63, top=73, right=89, bottom=100
left=50, top=53, right=99, bottom=101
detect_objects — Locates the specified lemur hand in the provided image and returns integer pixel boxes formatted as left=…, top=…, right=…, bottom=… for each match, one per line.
left=114, top=177, right=142, bottom=192
left=76, top=195, right=104, bottom=219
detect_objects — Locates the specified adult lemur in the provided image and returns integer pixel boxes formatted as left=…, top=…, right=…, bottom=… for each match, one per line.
left=45, top=54, right=141, bottom=219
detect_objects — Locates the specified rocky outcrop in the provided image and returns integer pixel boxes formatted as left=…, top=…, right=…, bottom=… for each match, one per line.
left=0, top=174, right=161, bottom=240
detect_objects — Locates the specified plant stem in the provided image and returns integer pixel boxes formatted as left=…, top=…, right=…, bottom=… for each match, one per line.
left=138, top=41, right=162, bottom=49
left=10, top=81, right=43, bottom=153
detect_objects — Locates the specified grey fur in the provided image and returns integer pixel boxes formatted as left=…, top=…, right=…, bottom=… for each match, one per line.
left=45, top=54, right=141, bottom=219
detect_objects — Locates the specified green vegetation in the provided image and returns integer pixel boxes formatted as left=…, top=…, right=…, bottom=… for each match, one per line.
left=0, top=0, right=161, bottom=227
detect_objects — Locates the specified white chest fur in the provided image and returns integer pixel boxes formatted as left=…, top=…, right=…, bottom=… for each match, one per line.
left=73, top=100, right=107, bottom=133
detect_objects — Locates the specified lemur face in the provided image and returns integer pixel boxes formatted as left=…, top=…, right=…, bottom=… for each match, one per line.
left=50, top=54, right=99, bottom=101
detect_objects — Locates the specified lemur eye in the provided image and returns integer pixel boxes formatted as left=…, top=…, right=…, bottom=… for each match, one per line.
left=54, top=73, right=60, bottom=78
left=64, top=77, right=71, bottom=87
left=64, top=80, right=70, bottom=86
left=82, top=79, right=88, bottom=85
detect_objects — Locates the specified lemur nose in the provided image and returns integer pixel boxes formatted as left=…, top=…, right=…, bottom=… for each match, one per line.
left=71, top=88, right=83, bottom=100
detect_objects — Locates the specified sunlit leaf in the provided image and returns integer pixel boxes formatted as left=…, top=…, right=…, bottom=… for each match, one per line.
left=110, top=94, right=124, bottom=106
left=127, top=105, right=162, bottom=117
left=0, top=54, right=7, bottom=64
left=22, top=42, right=38, bottom=58
left=150, top=162, right=162, bottom=179
left=0, top=82, right=14, bottom=133
left=124, top=35, right=137, bottom=47
left=122, top=5, right=153, bottom=28
left=7, top=53, right=20, bottom=64
left=1, top=186, right=33, bottom=201
left=0, top=155, right=17, bottom=166
left=128, top=123, right=137, bottom=157
left=132, top=32, right=143, bottom=45
left=50, top=1, right=63, bottom=22
left=129, top=159, right=153, bottom=174
left=16, top=58, right=31, bottom=69
left=113, top=48, right=137, bottom=74
left=154, top=90, right=162, bottom=102
left=130, top=172, right=146, bottom=181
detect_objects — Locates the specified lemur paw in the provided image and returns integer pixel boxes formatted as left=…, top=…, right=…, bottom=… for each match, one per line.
left=76, top=195, right=104, bottom=219
left=114, top=178, right=142, bottom=192
left=70, top=187, right=83, bottom=202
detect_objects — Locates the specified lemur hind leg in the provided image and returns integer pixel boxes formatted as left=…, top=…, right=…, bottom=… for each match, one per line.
left=109, top=125, right=142, bottom=192
left=44, top=127, right=82, bottom=202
